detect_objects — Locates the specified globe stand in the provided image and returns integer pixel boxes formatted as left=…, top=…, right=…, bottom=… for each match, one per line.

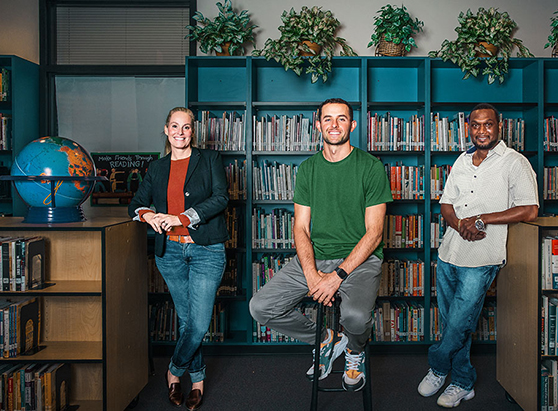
left=0, top=175, right=107, bottom=224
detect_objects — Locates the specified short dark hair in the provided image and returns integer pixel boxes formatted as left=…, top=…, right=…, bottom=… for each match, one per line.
left=469, top=103, right=500, bottom=122
left=317, top=98, right=353, bottom=122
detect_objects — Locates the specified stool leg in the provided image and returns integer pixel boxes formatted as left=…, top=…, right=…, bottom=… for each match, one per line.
left=310, top=303, right=323, bottom=411
left=362, top=342, right=373, bottom=411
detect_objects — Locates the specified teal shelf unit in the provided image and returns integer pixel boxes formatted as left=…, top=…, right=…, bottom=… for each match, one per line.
left=182, top=56, right=556, bottom=350
left=0, top=55, right=39, bottom=217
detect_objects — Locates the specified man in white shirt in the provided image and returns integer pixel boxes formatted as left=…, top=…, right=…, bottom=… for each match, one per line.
left=417, top=103, right=539, bottom=408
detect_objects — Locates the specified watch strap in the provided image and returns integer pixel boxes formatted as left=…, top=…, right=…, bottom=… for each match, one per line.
left=334, top=267, right=348, bottom=281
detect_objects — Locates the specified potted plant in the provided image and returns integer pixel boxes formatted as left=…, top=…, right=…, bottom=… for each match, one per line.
left=252, top=6, right=357, bottom=83
left=368, top=4, right=424, bottom=56
left=545, top=11, right=558, bottom=57
left=429, top=7, right=533, bottom=85
left=185, top=0, right=257, bottom=56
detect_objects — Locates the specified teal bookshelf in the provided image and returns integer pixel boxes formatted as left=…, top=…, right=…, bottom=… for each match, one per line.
left=179, top=55, right=558, bottom=350
left=0, top=55, right=39, bottom=217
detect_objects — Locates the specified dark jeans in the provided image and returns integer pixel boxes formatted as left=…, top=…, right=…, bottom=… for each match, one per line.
left=155, top=239, right=226, bottom=382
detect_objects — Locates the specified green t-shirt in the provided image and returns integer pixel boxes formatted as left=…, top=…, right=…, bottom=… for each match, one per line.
left=293, top=147, right=393, bottom=260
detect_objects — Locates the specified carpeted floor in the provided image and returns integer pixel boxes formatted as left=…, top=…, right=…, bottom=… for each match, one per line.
left=128, top=350, right=523, bottom=411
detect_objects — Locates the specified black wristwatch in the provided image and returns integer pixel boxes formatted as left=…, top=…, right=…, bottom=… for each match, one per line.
left=334, top=267, right=349, bottom=281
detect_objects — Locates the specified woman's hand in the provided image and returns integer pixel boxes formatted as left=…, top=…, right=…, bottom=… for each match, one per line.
left=143, top=213, right=181, bottom=234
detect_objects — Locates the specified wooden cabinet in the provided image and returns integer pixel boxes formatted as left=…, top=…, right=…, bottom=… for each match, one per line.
left=0, top=217, right=148, bottom=411
left=497, top=217, right=558, bottom=411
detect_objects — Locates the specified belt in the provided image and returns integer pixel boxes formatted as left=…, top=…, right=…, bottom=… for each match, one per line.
left=167, top=235, right=194, bottom=244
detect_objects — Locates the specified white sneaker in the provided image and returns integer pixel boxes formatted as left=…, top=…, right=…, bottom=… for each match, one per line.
left=418, top=369, right=446, bottom=397
left=437, top=384, right=475, bottom=408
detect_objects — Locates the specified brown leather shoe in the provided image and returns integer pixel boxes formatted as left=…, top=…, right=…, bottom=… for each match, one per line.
left=185, top=389, right=203, bottom=410
left=165, top=372, right=183, bottom=407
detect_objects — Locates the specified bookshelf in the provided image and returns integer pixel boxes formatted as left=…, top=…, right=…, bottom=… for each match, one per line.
left=183, top=55, right=556, bottom=349
left=0, top=55, right=39, bottom=217
left=497, top=218, right=558, bottom=410
left=0, top=217, right=148, bottom=411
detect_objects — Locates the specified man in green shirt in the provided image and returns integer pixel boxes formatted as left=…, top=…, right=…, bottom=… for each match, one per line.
left=250, top=98, right=393, bottom=391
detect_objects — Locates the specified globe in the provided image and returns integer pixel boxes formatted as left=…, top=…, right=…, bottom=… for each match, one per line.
left=11, top=136, right=96, bottom=223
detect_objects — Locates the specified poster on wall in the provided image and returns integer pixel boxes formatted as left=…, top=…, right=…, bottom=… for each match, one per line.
left=91, top=152, right=159, bottom=206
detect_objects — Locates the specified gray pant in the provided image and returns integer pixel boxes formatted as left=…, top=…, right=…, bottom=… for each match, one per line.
left=249, top=254, right=382, bottom=352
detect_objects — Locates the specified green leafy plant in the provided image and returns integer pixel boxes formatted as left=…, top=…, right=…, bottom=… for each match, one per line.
left=252, top=6, right=357, bottom=83
left=544, top=11, right=558, bottom=55
left=185, top=0, right=257, bottom=56
left=429, top=7, right=533, bottom=85
left=368, top=4, right=424, bottom=54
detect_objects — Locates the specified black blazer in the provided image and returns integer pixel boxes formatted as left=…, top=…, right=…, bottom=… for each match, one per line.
left=128, top=148, right=229, bottom=257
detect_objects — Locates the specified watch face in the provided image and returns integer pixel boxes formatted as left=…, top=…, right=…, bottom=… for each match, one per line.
left=475, top=219, right=485, bottom=231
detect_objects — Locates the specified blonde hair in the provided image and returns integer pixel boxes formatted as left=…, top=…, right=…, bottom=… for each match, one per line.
left=163, top=107, right=196, bottom=155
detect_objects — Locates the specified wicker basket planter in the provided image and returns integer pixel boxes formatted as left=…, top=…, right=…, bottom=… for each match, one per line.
left=375, top=35, right=406, bottom=56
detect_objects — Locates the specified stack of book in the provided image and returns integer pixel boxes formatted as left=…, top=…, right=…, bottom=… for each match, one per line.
left=0, top=68, right=9, bottom=101
left=0, top=237, right=45, bottom=292
left=430, top=112, right=469, bottom=152
left=0, top=113, right=11, bottom=150
left=383, top=214, right=423, bottom=249
left=225, top=159, right=246, bottom=200
left=371, top=301, right=425, bottom=342
left=544, top=116, right=558, bottom=152
left=430, top=164, right=452, bottom=200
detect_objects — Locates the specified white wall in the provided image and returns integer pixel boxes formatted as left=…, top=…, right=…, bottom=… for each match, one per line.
left=198, top=0, right=557, bottom=57
left=0, top=0, right=39, bottom=63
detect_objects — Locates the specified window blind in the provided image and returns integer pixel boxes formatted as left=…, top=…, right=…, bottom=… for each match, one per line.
left=56, top=7, right=190, bottom=65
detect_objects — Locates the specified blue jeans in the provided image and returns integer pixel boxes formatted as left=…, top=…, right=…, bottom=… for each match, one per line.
left=155, top=239, right=226, bottom=383
left=428, top=257, right=499, bottom=390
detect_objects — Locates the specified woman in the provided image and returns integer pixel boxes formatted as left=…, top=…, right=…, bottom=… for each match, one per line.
left=128, top=107, right=228, bottom=410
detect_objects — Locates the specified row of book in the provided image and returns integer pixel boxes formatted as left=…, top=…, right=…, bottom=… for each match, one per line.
left=367, top=113, right=425, bottom=152
left=0, top=237, right=45, bottom=292
left=383, top=214, right=424, bottom=249
left=542, top=295, right=558, bottom=356
left=0, top=297, right=40, bottom=359
left=384, top=164, right=425, bottom=200
left=542, top=236, right=558, bottom=290
left=371, top=300, right=425, bottom=342
left=149, top=300, right=226, bottom=343
left=431, top=112, right=470, bottom=152
left=195, top=111, right=246, bottom=151
left=224, top=159, right=247, bottom=200
left=542, top=358, right=558, bottom=410
left=252, top=160, right=298, bottom=201
left=0, top=362, right=70, bottom=411
left=193, top=109, right=534, bottom=153
left=251, top=207, right=294, bottom=249
left=0, top=69, right=9, bottom=101
left=544, top=167, right=558, bottom=200
left=225, top=206, right=242, bottom=249
left=0, top=114, right=11, bottom=151
left=543, top=116, right=558, bottom=152
left=379, top=259, right=425, bottom=297
left=253, top=113, right=322, bottom=152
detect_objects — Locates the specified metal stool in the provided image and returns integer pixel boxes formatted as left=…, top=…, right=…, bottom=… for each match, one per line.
left=310, top=300, right=373, bottom=411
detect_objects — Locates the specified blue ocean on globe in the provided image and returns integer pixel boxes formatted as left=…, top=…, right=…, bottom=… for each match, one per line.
left=11, top=136, right=96, bottom=208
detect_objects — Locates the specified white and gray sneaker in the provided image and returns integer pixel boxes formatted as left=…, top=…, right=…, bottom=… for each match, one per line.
left=418, top=369, right=446, bottom=397
left=437, top=384, right=475, bottom=408
left=306, top=329, right=348, bottom=381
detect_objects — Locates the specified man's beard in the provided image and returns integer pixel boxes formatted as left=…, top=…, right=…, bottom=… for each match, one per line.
left=323, top=134, right=350, bottom=146
left=473, top=137, right=498, bottom=150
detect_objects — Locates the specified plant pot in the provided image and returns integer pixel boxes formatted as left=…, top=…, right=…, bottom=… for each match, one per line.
left=298, top=41, right=322, bottom=57
left=375, top=34, right=406, bottom=57
left=552, top=45, right=558, bottom=58
left=216, top=42, right=232, bottom=56
left=476, top=42, right=498, bottom=58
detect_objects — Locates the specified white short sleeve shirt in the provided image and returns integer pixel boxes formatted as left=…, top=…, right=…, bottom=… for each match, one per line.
left=438, top=141, right=539, bottom=267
